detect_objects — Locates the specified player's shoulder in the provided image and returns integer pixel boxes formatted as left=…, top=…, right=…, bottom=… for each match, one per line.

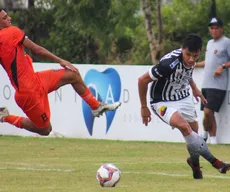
left=159, top=49, right=182, bottom=69
left=9, top=26, right=23, bottom=33
left=1, top=26, right=23, bottom=35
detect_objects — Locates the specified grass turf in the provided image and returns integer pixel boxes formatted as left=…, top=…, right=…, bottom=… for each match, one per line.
left=0, top=136, right=230, bottom=192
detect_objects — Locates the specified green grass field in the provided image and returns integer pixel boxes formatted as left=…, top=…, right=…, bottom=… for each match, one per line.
left=0, top=136, right=230, bottom=192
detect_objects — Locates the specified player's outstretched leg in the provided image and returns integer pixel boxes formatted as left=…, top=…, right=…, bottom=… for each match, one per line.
left=79, top=87, right=121, bottom=117
left=0, top=107, right=9, bottom=120
left=0, top=107, right=52, bottom=136
left=57, top=70, right=122, bottom=117
left=212, top=160, right=230, bottom=174
left=92, top=101, right=121, bottom=117
left=185, top=131, right=230, bottom=176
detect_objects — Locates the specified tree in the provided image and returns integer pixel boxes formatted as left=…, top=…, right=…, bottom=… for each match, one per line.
left=11, top=0, right=230, bottom=65
left=4, top=0, right=13, bottom=11
left=156, top=0, right=163, bottom=45
left=141, top=0, right=162, bottom=64
left=50, top=0, right=141, bottom=64
left=161, top=0, right=210, bottom=59
left=28, top=0, right=35, bottom=8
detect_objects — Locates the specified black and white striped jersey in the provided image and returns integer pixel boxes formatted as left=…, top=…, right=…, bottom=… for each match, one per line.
left=149, top=48, right=193, bottom=104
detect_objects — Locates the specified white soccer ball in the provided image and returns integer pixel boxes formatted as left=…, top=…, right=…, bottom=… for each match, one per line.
left=96, top=163, right=121, bottom=187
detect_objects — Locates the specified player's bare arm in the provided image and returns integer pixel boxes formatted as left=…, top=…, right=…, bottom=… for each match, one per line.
left=138, top=72, right=152, bottom=126
left=214, top=61, right=230, bottom=77
left=190, top=79, right=207, bottom=105
left=23, top=38, right=78, bottom=72
left=195, top=60, right=205, bottom=68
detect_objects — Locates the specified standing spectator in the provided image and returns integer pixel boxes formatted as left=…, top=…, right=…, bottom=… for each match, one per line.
left=196, top=18, right=230, bottom=144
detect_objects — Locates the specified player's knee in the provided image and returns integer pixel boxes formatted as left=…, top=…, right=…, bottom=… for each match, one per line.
left=177, top=121, right=191, bottom=135
left=40, top=126, right=52, bottom=136
left=68, top=70, right=81, bottom=84
left=40, top=130, right=51, bottom=136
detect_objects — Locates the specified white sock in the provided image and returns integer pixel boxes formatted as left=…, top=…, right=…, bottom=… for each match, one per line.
left=210, top=136, right=217, bottom=144
left=202, top=131, right=208, bottom=138
left=185, top=131, right=216, bottom=163
left=184, top=131, right=198, bottom=144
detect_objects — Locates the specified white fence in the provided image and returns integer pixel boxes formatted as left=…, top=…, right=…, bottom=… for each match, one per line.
left=0, top=63, right=229, bottom=143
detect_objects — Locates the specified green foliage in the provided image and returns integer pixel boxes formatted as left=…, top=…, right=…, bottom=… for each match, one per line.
left=10, top=8, right=55, bottom=61
left=9, top=0, right=230, bottom=64
left=214, top=0, right=230, bottom=35
left=10, top=3, right=99, bottom=63
left=161, top=0, right=230, bottom=61
left=51, top=0, right=113, bottom=62
left=161, top=0, right=210, bottom=59
left=51, top=0, right=142, bottom=64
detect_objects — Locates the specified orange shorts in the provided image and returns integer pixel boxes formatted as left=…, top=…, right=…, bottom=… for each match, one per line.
left=15, top=69, right=65, bottom=128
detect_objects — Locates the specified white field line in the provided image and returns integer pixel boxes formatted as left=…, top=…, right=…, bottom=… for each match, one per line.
left=0, top=162, right=68, bottom=167
left=95, top=161, right=217, bottom=165
left=110, top=162, right=186, bottom=165
left=0, top=167, right=75, bottom=172
left=1, top=161, right=230, bottom=179
left=1, top=161, right=216, bottom=167
left=123, top=171, right=230, bottom=179
left=0, top=166, right=230, bottom=180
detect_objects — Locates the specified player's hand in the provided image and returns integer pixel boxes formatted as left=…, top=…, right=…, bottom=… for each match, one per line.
left=192, top=88, right=207, bottom=105
left=141, top=106, right=152, bottom=126
left=59, top=59, right=78, bottom=72
left=214, top=65, right=223, bottom=77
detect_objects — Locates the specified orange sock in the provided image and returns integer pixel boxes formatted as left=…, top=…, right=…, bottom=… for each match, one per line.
left=80, top=88, right=100, bottom=109
left=3, top=115, right=24, bottom=128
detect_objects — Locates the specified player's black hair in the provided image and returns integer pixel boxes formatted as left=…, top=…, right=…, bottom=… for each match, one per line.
left=182, top=34, right=202, bottom=52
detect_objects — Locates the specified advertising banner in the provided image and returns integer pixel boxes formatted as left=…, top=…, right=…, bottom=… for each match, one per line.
left=0, top=63, right=228, bottom=143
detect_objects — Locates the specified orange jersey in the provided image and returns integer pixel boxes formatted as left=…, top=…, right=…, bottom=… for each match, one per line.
left=0, top=26, right=38, bottom=92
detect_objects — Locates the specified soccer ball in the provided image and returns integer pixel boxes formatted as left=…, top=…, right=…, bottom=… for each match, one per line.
left=96, top=163, right=121, bottom=187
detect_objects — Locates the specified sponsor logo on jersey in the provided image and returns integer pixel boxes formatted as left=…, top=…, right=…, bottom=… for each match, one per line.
left=169, top=59, right=179, bottom=69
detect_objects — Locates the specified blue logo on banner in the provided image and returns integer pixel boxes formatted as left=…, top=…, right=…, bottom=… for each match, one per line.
left=82, top=68, right=121, bottom=136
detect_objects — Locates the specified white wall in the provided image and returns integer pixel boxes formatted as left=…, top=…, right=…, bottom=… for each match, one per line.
left=215, top=78, right=230, bottom=143
left=1, top=63, right=228, bottom=143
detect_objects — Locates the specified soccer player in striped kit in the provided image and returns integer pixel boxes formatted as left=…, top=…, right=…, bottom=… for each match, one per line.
left=138, top=34, right=230, bottom=179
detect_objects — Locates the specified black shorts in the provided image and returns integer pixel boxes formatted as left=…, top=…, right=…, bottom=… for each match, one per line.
left=201, top=88, right=226, bottom=112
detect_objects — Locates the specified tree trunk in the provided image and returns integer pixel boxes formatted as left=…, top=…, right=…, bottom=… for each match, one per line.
left=209, top=0, right=216, bottom=18
left=141, top=0, right=161, bottom=64
left=28, top=0, right=35, bottom=8
left=156, top=0, right=162, bottom=44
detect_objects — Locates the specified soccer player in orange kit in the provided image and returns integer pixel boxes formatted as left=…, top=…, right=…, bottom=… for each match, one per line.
left=0, top=9, right=121, bottom=136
